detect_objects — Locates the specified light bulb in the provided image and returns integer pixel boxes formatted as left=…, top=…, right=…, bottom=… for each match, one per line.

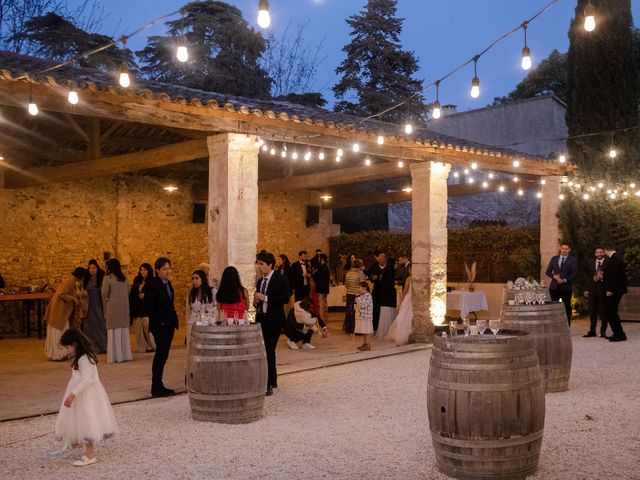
left=337, top=148, right=343, bottom=157
left=590, top=186, right=596, bottom=192
left=281, top=150, right=287, bottom=158
left=453, top=172, right=459, bottom=178
left=536, top=191, right=542, bottom=199
left=630, top=183, right=636, bottom=189
left=257, top=138, right=265, bottom=147
left=513, top=175, right=519, bottom=182
left=559, top=194, right=565, bottom=200
left=304, top=151, right=311, bottom=161
left=558, top=154, right=566, bottom=163
left=67, top=89, right=79, bottom=105
left=597, top=182, right=604, bottom=189
left=262, top=144, right=268, bottom=152
left=468, top=177, right=474, bottom=184
left=336, top=156, right=341, bottom=163
left=584, top=2, right=596, bottom=32
left=291, top=151, right=298, bottom=160
left=470, top=76, right=480, bottom=98
left=176, top=45, right=189, bottom=63
left=609, top=148, right=617, bottom=158
left=464, top=168, right=469, bottom=175
left=257, top=9, right=271, bottom=29
left=432, top=100, right=441, bottom=119
left=568, top=181, right=574, bottom=187
left=352, top=142, right=360, bottom=152
left=488, top=173, right=495, bottom=179
left=610, top=193, right=616, bottom=199
left=517, top=189, right=524, bottom=196
left=28, top=102, right=39, bottom=116
left=583, top=193, right=590, bottom=200
left=119, top=71, right=131, bottom=88
left=377, top=135, right=384, bottom=145
left=270, top=147, right=276, bottom=155
left=636, top=190, right=640, bottom=197
left=623, top=191, right=629, bottom=197
left=364, top=158, right=371, bottom=166
left=513, top=159, right=520, bottom=168
left=471, top=162, right=478, bottom=170
left=482, top=181, right=488, bottom=188
left=398, top=161, right=404, bottom=168
left=521, top=46, right=532, bottom=70
left=540, top=179, right=546, bottom=185
left=499, top=185, right=505, bottom=192
left=404, top=122, right=413, bottom=135
left=319, top=151, right=325, bottom=160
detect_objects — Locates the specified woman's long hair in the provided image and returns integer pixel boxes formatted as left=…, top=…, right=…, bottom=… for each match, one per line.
left=345, top=253, right=355, bottom=270
left=105, top=258, right=127, bottom=282
left=216, top=266, right=245, bottom=304
left=84, top=259, right=105, bottom=288
left=133, top=263, right=154, bottom=287
left=189, top=269, right=213, bottom=304
left=60, top=328, right=98, bottom=370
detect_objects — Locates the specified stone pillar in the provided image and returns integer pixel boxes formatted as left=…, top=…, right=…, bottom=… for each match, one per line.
left=409, top=161, right=451, bottom=343
left=540, top=176, right=563, bottom=282
left=207, top=133, right=259, bottom=296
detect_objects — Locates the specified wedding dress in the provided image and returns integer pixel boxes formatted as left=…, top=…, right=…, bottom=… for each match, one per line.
left=387, top=288, right=413, bottom=345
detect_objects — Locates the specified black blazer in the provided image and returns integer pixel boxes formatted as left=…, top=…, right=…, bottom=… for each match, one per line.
left=256, top=271, right=290, bottom=331
left=289, top=261, right=310, bottom=293
left=144, top=277, right=179, bottom=330
left=603, top=252, right=628, bottom=296
left=129, top=278, right=151, bottom=319
left=586, top=257, right=608, bottom=294
left=313, top=264, right=330, bottom=294
left=545, top=255, right=577, bottom=291
left=370, top=263, right=397, bottom=307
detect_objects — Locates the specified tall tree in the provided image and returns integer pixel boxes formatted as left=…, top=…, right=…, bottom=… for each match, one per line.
left=136, top=1, right=272, bottom=99
left=567, top=0, right=639, bottom=178
left=332, top=0, right=424, bottom=123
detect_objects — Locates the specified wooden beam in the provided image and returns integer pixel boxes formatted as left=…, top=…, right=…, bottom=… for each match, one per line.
left=61, top=113, right=90, bottom=143
left=101, top=121, right=122, bottom=141
left=258, top=162, right=407, bottom=194
left=0, top=80, right=570, bottom=176
left=5, top=138, right=209, bottom=188
left=0, top=131, right=85, bottom=163
left=87, top=118, right=100, bottom=160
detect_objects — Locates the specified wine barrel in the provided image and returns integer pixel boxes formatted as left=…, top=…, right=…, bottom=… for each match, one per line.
left=500, top=302, right=572, bottom=393
left=187, top=324, right=268, bottom=424
left=427, top=330, right=545, bottom=480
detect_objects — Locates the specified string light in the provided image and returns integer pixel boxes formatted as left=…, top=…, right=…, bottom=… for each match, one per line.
left=67, top=81, right=79, bottom=105
left=28, top=99, right=38, bottom=116
left=402, top=187, right=413, bottom=193
left=584, top=0, right=596, bottom=32
left=499, top=185, right=505, bottom=192
left=513, top=159, right=521, bottom=168
left=512, top=175, right=519, bottom=182
left=337, top=148, right=343, bottom=157
left=470, top=56, right=480, bottom=98
left=118, top=63, right=131, bottom=88
left=270, top=146, right=276, bottom=155
left=468, top=177, right=475, bottom=184
left=352, top=141, right=360, bottom=152
left=488, top=173, right=495, bottom=179
left=176, top=36, right=189, bottom=62
left=583, top=193, right=590, bottom=200
left=320, top=194, right=332, bottom=201
left=398, top=161, right=404, bottom=168
left=335, top=155, right=341, bottom=163
left=482, top=181, right=489, bottom=188
left=559, top=193, right=565, bottom=200
left=540, top=179, right=546, bottom=185
left=377, top=133, right=385, bottom=145
left=597, top=182, right=604, bottom=189
left=471, top=162, right=478, bottom=170
left=536, top=191, right=542, bottom=198
left=404, top=121, right=413, bottom=135
left=257, top=0, right=271, bottom=28
left=163, top=185, right=178, bottom=192
left=521, top=22, right=532, bottom=70
left=453, top=171, right=460, bottom=178
left=609, top=147, right=617, bottom=159
left=364, top=157, right=371, bottom=166
left=291, top=151, right=298, bottom=160
left=463, top=168, right=470, bottom=175
left=432, top=80, right=442, bottom=119
left=630, top=183, right=637, bottom=189
left=304, top=149, right=312, bottom=161
left=318, top=150, right=325, bottom=160
left=558, top=154, right=566, bottom=164
left=517, top=188, right=524, bottom=196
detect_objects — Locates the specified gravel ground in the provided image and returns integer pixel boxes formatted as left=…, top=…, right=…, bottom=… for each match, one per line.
left=2, top=322, right=640, bottom=480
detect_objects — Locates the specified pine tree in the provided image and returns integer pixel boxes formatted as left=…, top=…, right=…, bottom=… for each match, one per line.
left=332, top=0, right=424, bottom=123
left=136, top=1, right=272, bottom=99
left=566, top=0, right=639, bottom=178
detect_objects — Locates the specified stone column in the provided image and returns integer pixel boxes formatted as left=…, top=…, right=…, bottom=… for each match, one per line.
left=207, top=133, right=259, bottom=296
left=540, top=176, right=563, bottom=282
left=409, top=161, right=451, bottom=343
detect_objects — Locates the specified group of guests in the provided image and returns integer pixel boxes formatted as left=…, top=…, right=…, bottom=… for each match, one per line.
left=545, top=242, right=628, bottom=342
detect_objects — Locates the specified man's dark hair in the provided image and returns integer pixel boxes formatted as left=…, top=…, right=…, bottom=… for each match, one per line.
left=560, top=242, right=570, bottom=248
left=155, top=257, right=171, bottom=271
left=320, top=253, right=328, bottom=262
left=603, top=243, right=615, bottom=251
left=359, top=281, right=370, bottom=292
left=256, top=251, right=276, bottom=267
left=315, top=249, right=322, bottom=253
left=594, top=246, right=604, bottom=251
left=299, top=250, right=307, bottom=257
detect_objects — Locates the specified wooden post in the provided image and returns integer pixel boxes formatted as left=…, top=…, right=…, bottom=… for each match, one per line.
left=540, top=176, right=563, bottom=282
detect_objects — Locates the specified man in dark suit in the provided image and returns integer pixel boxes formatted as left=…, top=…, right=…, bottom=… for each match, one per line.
left=602, top=244, right=628, bottom=342
left=290, top=250, right=311, bottom=301
left=368, top=251, right=396, bottom=332
left=310, top=248, right=323, bottom=273
left=545, top=242, right=578, bottom=324
left=254, top=251, right=291, bottom=396
left=144, top=257, right=179, bottom=397
left=583, top=246, right=609, bottom=338
left=395, top=255, right=411, bottom=289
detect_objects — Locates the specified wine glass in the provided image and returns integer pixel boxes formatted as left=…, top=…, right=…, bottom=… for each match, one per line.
left=477, top=319, right=487, bottom=335
left=489, top=319, right=500, bottom=336
left=463, top=317, right=470, bottom=336
left=449, top=321, right=458, bottom=337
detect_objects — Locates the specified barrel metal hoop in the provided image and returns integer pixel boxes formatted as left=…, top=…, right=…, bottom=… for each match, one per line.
left=541, top=363, right=572, bottom=370
left=429, top=378, right=543, bottom=392
left=189, top=391, right=265, bottom=401
left=432, top=429, right=544, bottom=449
left=192, top=342, right=263, bottom=350
left=190, top=353, right=265, bottom=362
left=432, top=348, right=538, bottom=359
left=430, top=358, right=540, bottom=370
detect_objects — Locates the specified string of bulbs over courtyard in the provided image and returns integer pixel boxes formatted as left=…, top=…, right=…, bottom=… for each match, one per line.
left=12, top=0, right=640, bottom=201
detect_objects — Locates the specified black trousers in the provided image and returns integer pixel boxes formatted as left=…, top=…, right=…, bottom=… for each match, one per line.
left=372, top=297, right=381, bottom=332
left=286, top=328, right=313, bottom=344
left=549, top=288, right=572, bottom=324
left=150, top=325, right=175, bottom=389
left=589, top=289, right=608, bottom=335
left=343, top=294, right=356, bottom=334
left=294, top=285, right=310, bottom=301
left=605, top=293, right=626, bottom=338
left=259, top=319, right=281, bottom=388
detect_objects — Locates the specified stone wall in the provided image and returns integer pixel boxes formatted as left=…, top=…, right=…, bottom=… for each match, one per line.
left=258, top=190, right=341, bottom=261
left=0, top=175, right=207, bottom=332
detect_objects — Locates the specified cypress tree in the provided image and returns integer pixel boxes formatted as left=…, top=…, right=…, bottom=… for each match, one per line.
left=566, top=0, right=639, bottom=178
left=332, top=0, right=424, bottom=123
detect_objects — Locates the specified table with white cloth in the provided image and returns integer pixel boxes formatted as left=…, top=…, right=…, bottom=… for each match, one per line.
left=447, top=291, right=488, bottom=319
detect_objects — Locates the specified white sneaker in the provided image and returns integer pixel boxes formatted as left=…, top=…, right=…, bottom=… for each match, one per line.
left=302, top=343, right=316, bottom=350
left=287, top=340, right=300, bottom=350
left=73, top=455, right=97, bottom=467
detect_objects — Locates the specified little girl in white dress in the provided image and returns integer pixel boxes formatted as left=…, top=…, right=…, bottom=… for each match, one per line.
left=55, top=328, right=117, bottom=467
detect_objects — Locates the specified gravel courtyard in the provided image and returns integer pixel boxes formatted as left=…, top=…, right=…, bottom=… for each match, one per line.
left=2, top=322, right=640, bottom=480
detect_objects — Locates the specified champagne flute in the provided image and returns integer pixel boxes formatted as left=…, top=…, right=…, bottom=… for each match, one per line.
left=449, top=321, right=458, bottom=337
left=489, top=319, right=500, bottom=336
left=463, top=317, right=470, bottom=336
left=477, top=319, right=487, bottom=335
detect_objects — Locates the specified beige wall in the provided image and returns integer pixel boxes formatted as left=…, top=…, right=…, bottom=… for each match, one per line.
left=258, top=190, right=340, bottom=260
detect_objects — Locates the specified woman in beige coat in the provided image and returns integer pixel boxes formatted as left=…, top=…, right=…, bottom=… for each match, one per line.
left=44, top=267, right=86, bottom=360
left=102, top=258, right=132, bottom=363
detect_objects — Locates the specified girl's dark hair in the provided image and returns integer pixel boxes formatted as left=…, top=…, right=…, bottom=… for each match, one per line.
left=106, top=258, right=127, bottom=282
left=133, top=263, right=154, bottom=286
left=299, top=298, right=313, bottom=312
left=359, top=281, right=370, bottom=292
left=278, top=254, right=290, bottom=267
left=84, top=259, right=105, bottom=289
left=345, top=253, right=355, bottom=270
left=189, top=269, right=213, bottom=304
left=60, top=328, right=98, bottom=370
left=216, top=266, right=246, bottom=304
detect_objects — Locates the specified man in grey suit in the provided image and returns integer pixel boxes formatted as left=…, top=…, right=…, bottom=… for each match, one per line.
left=545, top=242, right=578, bottom=324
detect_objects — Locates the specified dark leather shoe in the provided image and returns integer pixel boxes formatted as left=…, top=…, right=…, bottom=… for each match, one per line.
left=583, top=332, right=597, bottom=337
left=600, top=334, right=608, bottom=338
left=609, top=336, right=627, bottom=342
left=271, top=383, right=278, bottom=389
left=265, top=386, right=273, bottom=396
left=163, top=387, right=176, bottom=396
left=151, top=389, right=171, bottom=397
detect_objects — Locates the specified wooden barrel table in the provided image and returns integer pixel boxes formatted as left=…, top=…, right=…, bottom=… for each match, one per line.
left=427, top=330, right=545, bottom=480
left=500, top=302, right=572, bottom=393
left=187, top=324, right=268, bottom=424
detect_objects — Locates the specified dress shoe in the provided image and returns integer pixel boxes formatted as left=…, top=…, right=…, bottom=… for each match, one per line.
left=271, top=382, right=278, bottom=389
left=600, top=334, right=608, bottom=338
left=73, top=455, right=97, bottom=467
left=151, top=387, right=175, bottom=397
left=583, top=332, right=597, bottom=338
left=609, top=335, right=627, bottom=342
left=266, top=386, right=273, bottom=396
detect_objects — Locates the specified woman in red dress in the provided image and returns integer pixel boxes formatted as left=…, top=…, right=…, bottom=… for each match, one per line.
left=215, top=266, right=249, bottom=322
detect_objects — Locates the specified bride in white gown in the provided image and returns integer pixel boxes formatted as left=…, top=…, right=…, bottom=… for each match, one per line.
left=387, top=277, right=413, bottom=345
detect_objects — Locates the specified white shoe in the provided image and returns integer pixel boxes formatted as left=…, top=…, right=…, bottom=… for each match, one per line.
left=286, top=340, right=300, bottom=350
left=73, top=455, right=97, bottom=467
left=302, top=343, right=316, bottom=350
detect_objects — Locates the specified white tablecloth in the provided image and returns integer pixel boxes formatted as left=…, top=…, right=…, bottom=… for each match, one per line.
left=447, top=291, right=488, bottom=318
left=328, top=285, right=346, bottom=307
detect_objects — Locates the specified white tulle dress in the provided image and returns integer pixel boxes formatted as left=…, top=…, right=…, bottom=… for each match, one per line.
left=55, top=355, right=117, bottom=447
left=387, top=289, right=413, bottom=345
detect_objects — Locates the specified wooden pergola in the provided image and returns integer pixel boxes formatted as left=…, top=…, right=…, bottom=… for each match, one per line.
left=0, top=51, right=570, bottom=340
